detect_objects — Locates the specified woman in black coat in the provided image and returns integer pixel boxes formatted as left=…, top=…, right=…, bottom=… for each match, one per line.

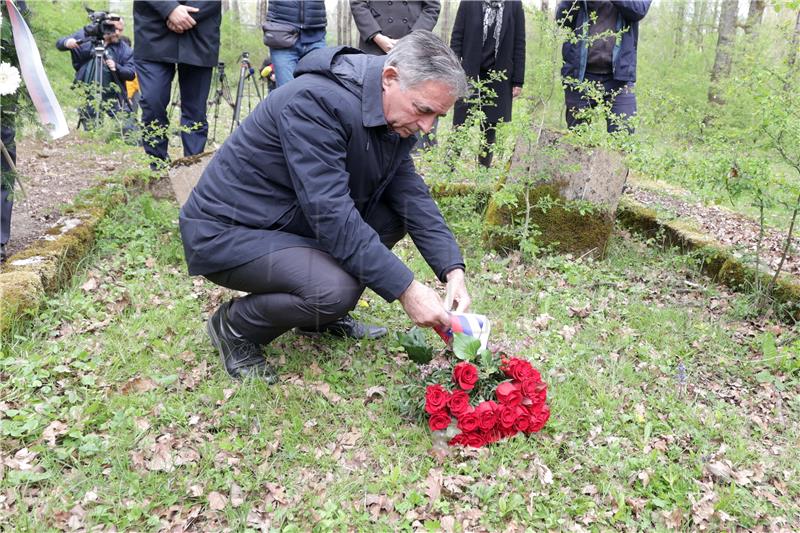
left=450, top=0, right=525, bottom=167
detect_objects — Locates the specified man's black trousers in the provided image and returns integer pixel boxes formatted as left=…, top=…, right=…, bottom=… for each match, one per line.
left=204, top=203, right=406, bottom=345
left=137, top=60, right=213, bottom=163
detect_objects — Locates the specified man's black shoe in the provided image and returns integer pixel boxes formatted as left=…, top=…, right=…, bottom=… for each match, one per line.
left=207, top=301, right=278, bottom=383
left=0, top=243, right=6, bottom=263
left=297, top=314, right=388, bottom=340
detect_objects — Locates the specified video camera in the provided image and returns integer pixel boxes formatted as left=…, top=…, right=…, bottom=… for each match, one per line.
left=83, top=8, right=120, bottom=41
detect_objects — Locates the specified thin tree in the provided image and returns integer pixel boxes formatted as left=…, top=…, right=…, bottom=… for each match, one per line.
left=789, top=10, right=800, bottom=78
left=692, top=0, right=708, bottom=47
left=744, top=0, right=766, bottom=34
left=708, top=0, right=739, bottom=105
left=674, top=0, right=687, bottom=56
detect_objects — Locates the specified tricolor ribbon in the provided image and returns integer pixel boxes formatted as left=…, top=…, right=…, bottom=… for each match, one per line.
left=434, top=312, right=491, bottom=351
left=5, top=0, right=69, bottom=139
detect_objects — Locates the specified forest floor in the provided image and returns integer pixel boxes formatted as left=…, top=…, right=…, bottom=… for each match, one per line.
left=1, top=175, right=799, bottom=530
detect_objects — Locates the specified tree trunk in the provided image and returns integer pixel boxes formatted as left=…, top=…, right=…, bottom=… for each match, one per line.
left=674, top=0, right=687, bottom=56
left=708, top=0, right=739, bottom=104
left=745, top=0, right=766, bottom=34
left=788, top=10, right=800, bottom=78
left=541, top=0, right=550, bottom=13
left=692, top=0, right=708, bottom=46
left=440, top=0, right=450, bottom=42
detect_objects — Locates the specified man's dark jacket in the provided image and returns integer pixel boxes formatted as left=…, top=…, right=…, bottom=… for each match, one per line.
left=56, top=31, right=136, bottom=85
left=179, top=47, right=464, bottom=302
left=351, top=0, right=440, bottom=55
left=133, top=0, right=221, bottom=67
left=267, top=0, right=327, bottom=30
left=555, top=0, right=651, bottom=82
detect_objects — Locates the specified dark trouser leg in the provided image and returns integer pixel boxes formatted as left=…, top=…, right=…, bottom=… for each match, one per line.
left=605, top=81, right=637, bottom=134
left=1, top=122, right=16, bottom=246
left=177, top=64, right=213, bottom=157
left=204, top=202, right=406, bottom=345
left=137, top=60, right=175, bottom=164
left=478, top=123, right=497, bottom=168
left=564, top=83, right=594, bottom=130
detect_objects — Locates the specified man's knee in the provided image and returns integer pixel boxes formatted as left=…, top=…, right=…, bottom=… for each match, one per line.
left=301, top=273, right=362, bottom=319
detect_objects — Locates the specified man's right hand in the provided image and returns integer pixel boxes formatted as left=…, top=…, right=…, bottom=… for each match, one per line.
left=398, top=280, right=450, bottom=329
left=65, top=38, right=79, bottom=49
left=167, top=5, right=199, bottom=32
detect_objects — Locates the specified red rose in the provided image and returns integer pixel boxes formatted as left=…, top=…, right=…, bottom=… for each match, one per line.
left=453, top=362, right=479, bottom=391
left=425, top=384, right=451, bottom=414
left=474, top=400, right=498, bottom=431
left=428, top=411, right=451, bottom=431
left=521, top=379, right=547, bottom=407
left=496, top=381, right=522, bottom=406
left=501, top=357, right=540, bottom=382
left=448, top=390, right=472, bottom=417
left=448, top=433, right=468, bottom=446
left=457, top=411, right=479, bottom=432
left=483, top=428, right=502, bottom=444
left=513, top=406, right=530, bottom=433
left=527, top=403, right=550, bottom=433
left=462, top=431, right=485, bottom=448
left=498, top=404, right=517, bottom=430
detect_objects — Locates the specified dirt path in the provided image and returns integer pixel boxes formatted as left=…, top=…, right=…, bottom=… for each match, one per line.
left=626, top=185, right=800, bottom=277
left=4, top=134, right=144, bottom=259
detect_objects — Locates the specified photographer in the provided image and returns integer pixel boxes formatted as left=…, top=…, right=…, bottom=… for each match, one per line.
left=56, top=13, right=135, bottom=129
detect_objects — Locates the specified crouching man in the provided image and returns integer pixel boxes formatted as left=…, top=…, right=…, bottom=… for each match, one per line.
left=179, top=31, right=472, bottom=381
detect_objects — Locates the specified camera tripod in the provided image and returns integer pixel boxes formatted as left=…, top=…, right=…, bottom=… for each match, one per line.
left=206, top=62, right=235, bottom=143
left=77, top=38, right=126, bottom=130
left=230, top=52, right=262, bottom=133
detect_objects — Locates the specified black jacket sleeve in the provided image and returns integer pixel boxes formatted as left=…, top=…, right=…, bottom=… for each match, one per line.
left=450, top=1, right=466, bottom=58
left=278, top=90, right=415, bottom=302
left=511, top=1, right=526, bottom=87
left=610, top=0, right=652, bottom=22
left=113, top=42, right=136, bottom=81
left=140, top=0, right=180, bottom=19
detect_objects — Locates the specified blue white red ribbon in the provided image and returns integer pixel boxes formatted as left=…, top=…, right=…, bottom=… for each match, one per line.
left=5, top=0, right=69, bottom=139
left=435, top=312, right=492, bottom=351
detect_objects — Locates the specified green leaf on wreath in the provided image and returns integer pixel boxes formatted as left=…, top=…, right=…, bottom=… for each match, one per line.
left=396, top=327, right=433, bottom=364
left=453, top=333, right=481, bottom=362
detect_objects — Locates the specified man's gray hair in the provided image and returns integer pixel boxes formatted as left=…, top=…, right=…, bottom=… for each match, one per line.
left=385, top=30, right=469, bottom=99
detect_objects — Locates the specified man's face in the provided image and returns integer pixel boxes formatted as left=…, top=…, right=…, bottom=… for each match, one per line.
left=381, top=67, right=456, bottom=138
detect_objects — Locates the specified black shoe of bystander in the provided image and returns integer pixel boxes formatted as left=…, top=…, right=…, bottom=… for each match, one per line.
left=207, top=301, right=278, bottom=382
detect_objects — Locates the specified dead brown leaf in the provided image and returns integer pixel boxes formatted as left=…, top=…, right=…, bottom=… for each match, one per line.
left=365, top=385, right=386, bottom=404
left=121, top=376, right=158, bottom=395
left=208, top=491, right=227, bottom=511
left=425, top=468, right=443, bottom=504
left=661, top=508, right=683, bottom=529
left=230, top=483, right=245, bottom=508
left=42, top=420, right=68, bottom=447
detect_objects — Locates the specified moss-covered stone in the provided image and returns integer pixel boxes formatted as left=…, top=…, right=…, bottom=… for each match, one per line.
left=0, top=271, right=44, bottom=333
left=618, top=194, right=800, bottom=321
left=483, top=183, right=616, bottom=258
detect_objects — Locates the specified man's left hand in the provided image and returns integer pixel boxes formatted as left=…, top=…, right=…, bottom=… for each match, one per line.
left=105, top=58, right=116, bottom=71
left=444, top=268, right=471, bottom=312
left=512, top=86, right=523, bottom=98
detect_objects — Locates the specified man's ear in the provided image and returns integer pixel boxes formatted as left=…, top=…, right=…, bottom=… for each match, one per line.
left=381, top=66, right=400, bottom=90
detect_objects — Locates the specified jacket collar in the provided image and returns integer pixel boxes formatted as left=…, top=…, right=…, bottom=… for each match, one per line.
left=362, top=55, right=388, bottom=128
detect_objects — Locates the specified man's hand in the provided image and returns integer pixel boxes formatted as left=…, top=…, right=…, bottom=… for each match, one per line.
left=372, top=33, right=398, bottom=54
left=104, top=58, right=116, bottom=71
left=443, top=268, right=471, bottom=312
left=65, top=38, right=79, bottom=49
left=167, top=5, right=199, bottom=32
left=398, top=280, right=450, bottom=329
left=512, top=86, right=523, bottom=98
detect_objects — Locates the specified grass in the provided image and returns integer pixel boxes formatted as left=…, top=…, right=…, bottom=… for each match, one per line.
left=1, top=191, right=799, bottom=531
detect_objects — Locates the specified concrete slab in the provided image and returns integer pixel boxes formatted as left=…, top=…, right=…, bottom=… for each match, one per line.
left=169, top=152, right=214, bottom=207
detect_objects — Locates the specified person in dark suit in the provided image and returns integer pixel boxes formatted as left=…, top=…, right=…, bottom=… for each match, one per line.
left=133, top=1, right=221, bottom=170
left=351, top=0, right=440, bottom=55
left=451, top=0, right=525, bottom=168
left=180, top=32, right=472, bottom=382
